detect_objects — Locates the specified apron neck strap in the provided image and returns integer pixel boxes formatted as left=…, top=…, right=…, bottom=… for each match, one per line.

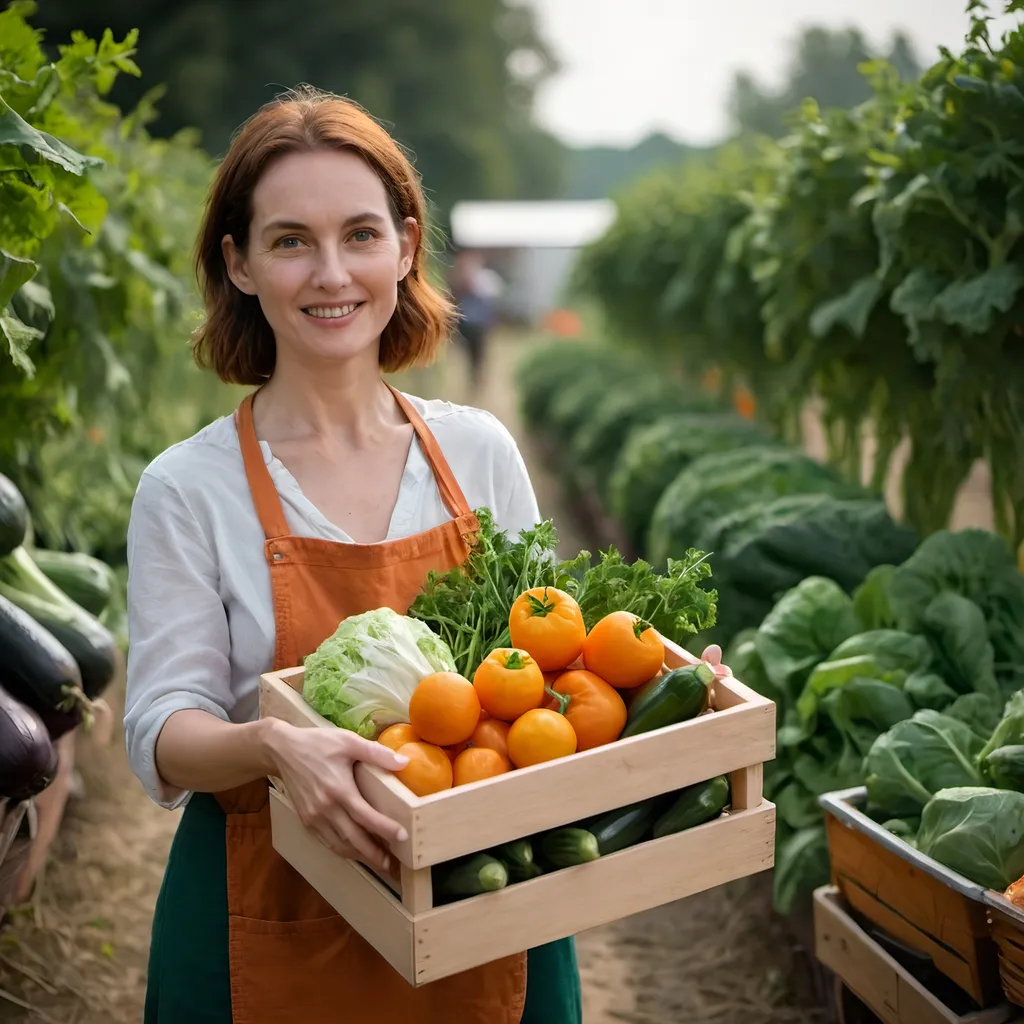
left=234, top=383, right=474, bottom=542
left=384, top=382, right=472, bottom=519
left=235, top=392, right=291, bottom=540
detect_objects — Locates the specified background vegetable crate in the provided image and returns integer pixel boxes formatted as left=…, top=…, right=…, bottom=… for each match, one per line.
left=258, top=634, right=777, bottom=987
left=984, top=891, right=1024, bottom=1011
left=813, top=886, right=1015, bottom=1024
left=821, top=787, right=1005, bottom=1011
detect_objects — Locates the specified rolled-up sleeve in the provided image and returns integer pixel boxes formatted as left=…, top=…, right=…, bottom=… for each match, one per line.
left=124, top=470, right=233, bottom=809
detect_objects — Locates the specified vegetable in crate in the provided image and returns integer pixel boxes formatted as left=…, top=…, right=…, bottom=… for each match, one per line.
left=981, top=746, right=1024, bottom=792
left=302, top=607, right=456, bottom=737
left=0, top=545, right=118, bottom=698
left=545, top=670, right=626, bottom=750
left=394, top=741, right=453, bottom=796
left=473, top=649, right=545, bottom=721
left=581, top=611, right=663, bottom=689
left=506, top=691, right=577, bottom=767
left=620, top=662, right=715, bottom=738
left=408, top=672, right=480, bottom=746
left=585, top=798, right=662, bottom=855
left=508, top=586, right=586, bottom=672
left=491, top=839, right=542, bottom=882
left=652, top=775, right=730, bottom=838
left=539, top=827, right=600, bottom=868
left=978, top=690, right=1024, bottom=766
left=0, top=684, right=59, bottom=801
left=916, top=787, right=1024, bottom=891
left=451, top=747, right=510, bottom=786
left=435, top=853, right=509, bottom=900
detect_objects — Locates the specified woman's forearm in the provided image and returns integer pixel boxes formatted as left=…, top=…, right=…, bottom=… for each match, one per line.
left=154, top=708, right=284, bottom=794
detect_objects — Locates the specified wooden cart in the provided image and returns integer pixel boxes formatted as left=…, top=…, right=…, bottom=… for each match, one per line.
left=821, top=787, right=1003, bottom=1008
left=259, top=635, right=777, bottom=986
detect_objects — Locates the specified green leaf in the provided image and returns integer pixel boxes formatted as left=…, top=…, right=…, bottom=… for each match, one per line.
left=0, top=97, right=102, bottom=176
left=932, top=264, right=1024, bottom=335
left=809, top=275, right=883, bottom=339
left=1, top=304, right=41, bottom=374
left=0, top=249, right=37, bottom=308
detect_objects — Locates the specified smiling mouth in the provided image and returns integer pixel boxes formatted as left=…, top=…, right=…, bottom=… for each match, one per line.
left=302, top=303, right=363, bottom=319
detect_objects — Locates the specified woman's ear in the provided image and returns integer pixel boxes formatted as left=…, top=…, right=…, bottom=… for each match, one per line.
left=221, top=235, right=258, bottom=295
left=398, top=217, right=420, bottom=281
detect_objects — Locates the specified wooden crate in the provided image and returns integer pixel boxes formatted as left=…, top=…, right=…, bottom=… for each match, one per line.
left=985, top=893, right=1024, bottom=1009
left=259, top=635, right=777, bottom=985
left=814, top=886, right=1015, bottom=1024
left=821, top=787, right=1002, bottom=1008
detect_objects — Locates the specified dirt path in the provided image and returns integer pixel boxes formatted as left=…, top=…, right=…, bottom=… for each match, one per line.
left=0, top=332, right=826, bottom=1023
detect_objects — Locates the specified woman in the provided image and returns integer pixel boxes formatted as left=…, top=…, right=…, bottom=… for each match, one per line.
left=124, top=87, right=581, bottom=1023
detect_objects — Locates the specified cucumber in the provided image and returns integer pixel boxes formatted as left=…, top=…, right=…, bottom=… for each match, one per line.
left=491, top=839, right=542, bottom=882
left=0, top=473, right=28, bottom=558
left=652, top=775, right=730, bottom=839
left=586, top=797, right=662, bottom=855
left=620, top=663, right=715, bottom=738
left=435, top=854, right=508, bottom=899
left=539, top=827, right=600, bottom=868
left=982, top=745, right=1024, bottom=791
left=30, top=548, right=116, bottom=617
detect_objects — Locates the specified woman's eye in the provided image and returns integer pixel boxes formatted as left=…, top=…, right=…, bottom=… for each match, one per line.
left=351, top=229, right=375, bottom=243
left=276, top=236, right=302, bottom=249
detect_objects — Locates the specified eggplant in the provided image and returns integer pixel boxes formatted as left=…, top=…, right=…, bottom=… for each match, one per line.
left=0, top=591, right=88, bottom=718
left=0, top=684, right=58, bottom=801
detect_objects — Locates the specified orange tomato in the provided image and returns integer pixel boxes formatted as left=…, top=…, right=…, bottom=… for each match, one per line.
left=508, top=586, right=587, bottom=672
left=395, top=741, right=453, bottom=796
left=507, top=706, right=577, bottom=768
left=582, top=611, right=663, bottom=689
left=547, top=669, right=627, bottom=750
left=408, top=672, right=481, bottom=746
left=472, top=648, right=545, bottom=722
left=444, top=741, right=470, bottom=762
left=377, top=723, right=419, bottom=751
left=452, top=747, right=512, bottom=786
left=468, top=717, right=510, bottom=759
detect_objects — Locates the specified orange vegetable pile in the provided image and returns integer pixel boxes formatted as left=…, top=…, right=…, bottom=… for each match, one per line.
left=377, top=586, right=669, bottom=797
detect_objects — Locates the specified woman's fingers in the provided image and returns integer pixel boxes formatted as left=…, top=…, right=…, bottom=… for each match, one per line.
left=331, top=813, right=392, bottom=872
left=341, top=733, right=410, bottom=772
left=344, top=787, right=409, bottom=845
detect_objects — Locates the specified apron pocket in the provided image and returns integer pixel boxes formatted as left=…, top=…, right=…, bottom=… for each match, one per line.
left=227, top=912, right=355, bottom=1024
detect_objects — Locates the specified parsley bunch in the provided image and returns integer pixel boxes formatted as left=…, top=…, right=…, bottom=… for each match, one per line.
left=408, top=508, right=717, bottom=678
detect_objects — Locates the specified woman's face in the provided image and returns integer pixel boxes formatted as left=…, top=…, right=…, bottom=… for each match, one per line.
left=223, top=148, right=419, bottom=371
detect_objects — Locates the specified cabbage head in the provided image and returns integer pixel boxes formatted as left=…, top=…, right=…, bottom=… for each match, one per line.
left=302, top=607, right=456, bottom=737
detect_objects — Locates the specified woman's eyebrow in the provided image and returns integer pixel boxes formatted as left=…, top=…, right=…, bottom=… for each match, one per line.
left=261, top=212, right=387, bottom=235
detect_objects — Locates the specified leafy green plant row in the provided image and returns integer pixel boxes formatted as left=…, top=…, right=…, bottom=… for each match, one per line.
left=572, top=2, right=1024, bottom=551
left=0, top=3, right=235, bottom=562
left=515, top=340, right=916, bottom=648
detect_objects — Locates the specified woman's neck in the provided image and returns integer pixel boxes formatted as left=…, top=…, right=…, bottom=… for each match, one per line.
left=252, top=348, right=403, bottom=447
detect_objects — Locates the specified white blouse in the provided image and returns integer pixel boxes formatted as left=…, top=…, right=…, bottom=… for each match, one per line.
left=123, top=393, right=540, bottom=810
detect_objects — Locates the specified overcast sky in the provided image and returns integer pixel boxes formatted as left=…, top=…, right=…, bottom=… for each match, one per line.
left=529, top=0, right=1020, bottom=147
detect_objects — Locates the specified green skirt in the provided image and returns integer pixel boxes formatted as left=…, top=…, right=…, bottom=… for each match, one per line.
left=145, top=793, right=582, bottom=1022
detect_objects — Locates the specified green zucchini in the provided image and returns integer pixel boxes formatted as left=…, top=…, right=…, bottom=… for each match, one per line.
left=620, top=662, right=715, bottom=738
left=539, top=827, right=600, bottom=868
left=30, top=548, right=115, bottom=617
left=652, top=776, right=730, bottom=839
left=0, top=547, right=118, bottom=698
left=0, top=473, right=28, bottom=558
left=586, top=797, right=662, bottom=855
left=491, top=839, right=542, bottom=882
left=435, top=853, right=508, bottom=899
left=982, top=745, right=1024, bottom=791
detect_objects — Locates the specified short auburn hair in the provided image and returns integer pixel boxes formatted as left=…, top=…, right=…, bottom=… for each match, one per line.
left=191, top=86, right=456, bottom=384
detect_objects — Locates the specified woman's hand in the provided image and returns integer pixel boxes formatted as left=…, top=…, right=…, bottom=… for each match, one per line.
left=269, top=721, right=409, bottom=873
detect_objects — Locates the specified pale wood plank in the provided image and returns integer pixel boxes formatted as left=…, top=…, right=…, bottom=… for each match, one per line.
left=400, top=864, right=433, bottom=913
left=412, top=802, right=776, bottom=985
left=268, top=787, right=416, bottom=984
left=729, top=764, right=763, bottom=810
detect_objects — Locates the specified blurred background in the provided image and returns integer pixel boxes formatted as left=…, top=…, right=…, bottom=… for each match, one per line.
left=2, top=2, right=1024, bottom=1022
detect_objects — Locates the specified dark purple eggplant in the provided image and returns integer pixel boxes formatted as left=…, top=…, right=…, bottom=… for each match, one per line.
left=0, top=592, right=88, bottom=716
left=0, top=684, right=58, bottom=801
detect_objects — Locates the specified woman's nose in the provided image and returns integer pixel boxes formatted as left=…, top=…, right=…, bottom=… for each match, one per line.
left=310, top=246, right=353, bottom=291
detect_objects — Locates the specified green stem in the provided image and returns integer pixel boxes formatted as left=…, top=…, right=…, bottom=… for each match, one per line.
left=544, top=686, right=571, bottom=716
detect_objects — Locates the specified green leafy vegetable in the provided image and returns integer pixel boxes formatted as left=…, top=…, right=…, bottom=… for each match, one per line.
left=853, top=565, right=897, bottom=631
left=978, top=690, right=1024, bottom=764
left=864, top=710, right=985, bottom=819
left=916, top=787, right=1024, bottom=891
left=302, top=607, right=456, bottom=737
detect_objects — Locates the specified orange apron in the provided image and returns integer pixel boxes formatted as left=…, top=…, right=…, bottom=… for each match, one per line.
left=217, top=386, right=527, bottom=1023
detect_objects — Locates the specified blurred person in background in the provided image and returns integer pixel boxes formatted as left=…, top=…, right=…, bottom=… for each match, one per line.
left=450, top=247, right=504, bottom=393
left=124, top=88, right=580, bottom=1023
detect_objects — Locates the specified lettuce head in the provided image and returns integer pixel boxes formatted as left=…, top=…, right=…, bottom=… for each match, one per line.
left=301, top=607, right=456, bottom=737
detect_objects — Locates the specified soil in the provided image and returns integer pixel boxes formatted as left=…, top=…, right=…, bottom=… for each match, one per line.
left=7, top=327, right=988, bottom=1023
